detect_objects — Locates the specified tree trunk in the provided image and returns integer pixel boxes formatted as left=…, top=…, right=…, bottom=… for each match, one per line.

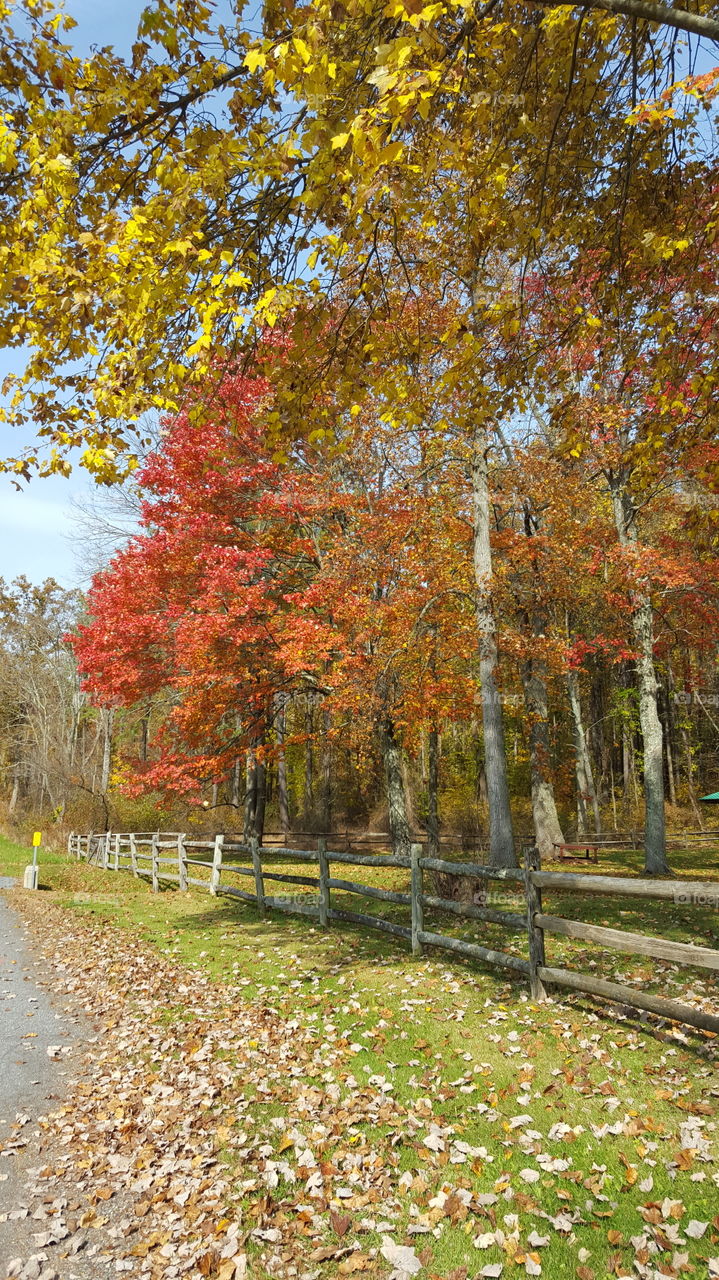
left=610, top=480, right=669, bottom=875
left=243, top=744, right=266, bottom=844
left=380, top=717, right=412, bottom=861
left=303, top=698, right=314, bottom=826
left=99, top=707, right=114, bottom=829
left=427, top=727, right=440, bottom=857
left=588, top=660, right=610, bottom=804
left=609, top=753, right=618, bottom=829
left=660, top=680, right=677, bottom=806
left=471, top=423, right=516, bottom=867
left=243, top=749, right=256, bottom=843
left=8, top=767, right=20, bottom=816
left=320, top=705, right=332, bottom=831
left=230, top=756, right=242, bottom=809
left=254, top=759, right=267, bottom=843
left=522, top=655, right=565, bottom=857
left=666, top=661, right=703, bottom=826
left=567, top=670, right=601, bottom=834
left=622, top=721, right=632, bottom=803
left=100, top=707, right=113, bottom=794
left=275, top=694, right=290, bottom=835
left=681, top=720, right=703, bottom=825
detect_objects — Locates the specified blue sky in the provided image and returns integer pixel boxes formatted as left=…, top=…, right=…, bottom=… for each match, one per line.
left=0, top=1, right=150, bottom=590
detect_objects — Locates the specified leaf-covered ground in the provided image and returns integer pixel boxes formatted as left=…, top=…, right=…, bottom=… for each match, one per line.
left=2, top=837, right=719, bottom=1280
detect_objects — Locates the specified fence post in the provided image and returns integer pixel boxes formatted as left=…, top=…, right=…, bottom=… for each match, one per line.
left=129, top=833, right=138, bottom=877
left=103, top=832, right=111, bottom=870
left=210, top=833, right=224, bottom=895
left=114, top=833, right=120, bottom=872
left=178, top=833, right=188, bottom=892
left=318, top=837, right=329, bottom=928
left=411, top=842, right=424, bottom=957
left=151, top=833, right=159, bottom=893
left=524, top=845, right=546, bottom=1001
left=250, top=835, right=265, bottom=917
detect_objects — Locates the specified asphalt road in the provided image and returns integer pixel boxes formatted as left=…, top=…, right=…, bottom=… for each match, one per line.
left=0, top=884, right=86, bottom=1272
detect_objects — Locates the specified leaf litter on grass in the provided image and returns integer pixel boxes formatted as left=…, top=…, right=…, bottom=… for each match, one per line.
left=3, top=888, right=719, bottom=1280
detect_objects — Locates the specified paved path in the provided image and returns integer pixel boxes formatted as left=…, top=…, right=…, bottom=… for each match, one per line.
left=0, top=886, right=87, bottom=1273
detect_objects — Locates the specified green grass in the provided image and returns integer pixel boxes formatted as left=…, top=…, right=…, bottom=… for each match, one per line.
left=6, top=841, right=719, bottom=1278
left=0, top=831, right=66, bottom=876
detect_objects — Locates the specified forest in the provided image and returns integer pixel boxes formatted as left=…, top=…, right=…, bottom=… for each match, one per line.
left=2, top=365, right=717, bottom=873
left=0, top=0, right=718, bottom=874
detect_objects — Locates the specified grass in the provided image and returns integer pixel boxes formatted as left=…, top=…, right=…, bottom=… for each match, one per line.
left=4, top=836, right=719, bottom=1277
left=0, top=831, right=66, bottom=875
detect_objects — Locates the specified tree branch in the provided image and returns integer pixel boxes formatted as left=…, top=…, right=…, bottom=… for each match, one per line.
left=525, top=0, right=719, bottom=42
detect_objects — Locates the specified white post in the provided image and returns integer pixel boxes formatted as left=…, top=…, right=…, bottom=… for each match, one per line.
left=524, top=845, right=546, bottom=1001
left=411, top=842, right=424, bottom=957
left=250, top=835, right=265, bottom=917
left=151, top=833, right=159, bottom=893
left=178, top=833, right=188, bottom=891
left=210, top=833, right=224, bottom=895
left=318, top=837, right=329, bottom=928
left=129, top=833, right=138, bottom=877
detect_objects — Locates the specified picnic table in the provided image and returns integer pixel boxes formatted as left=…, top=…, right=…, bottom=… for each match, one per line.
left=553, top=841, right=600, bottom=864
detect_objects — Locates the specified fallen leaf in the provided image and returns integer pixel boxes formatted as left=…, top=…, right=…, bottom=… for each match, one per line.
left=380, top=1237, right=422, bottom=1277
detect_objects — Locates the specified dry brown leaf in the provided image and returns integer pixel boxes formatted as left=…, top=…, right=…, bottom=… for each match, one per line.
left=338, top=1253, right=374, bottom=1274
left=198, top=1249, right=220, bottom=1276
left=331, top=1211, right=352, bottom=1238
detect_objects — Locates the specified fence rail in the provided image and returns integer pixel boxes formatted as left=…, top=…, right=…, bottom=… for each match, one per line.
left=68, top=831, right=719, bottom=1035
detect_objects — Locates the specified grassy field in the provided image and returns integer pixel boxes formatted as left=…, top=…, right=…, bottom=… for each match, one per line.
left=4, top=833, right=719, bottom=1278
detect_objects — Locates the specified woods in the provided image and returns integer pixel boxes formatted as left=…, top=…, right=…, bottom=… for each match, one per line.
left=0, top=0, right=717, bottom=870
left=4, top=373, right=717, bottom=870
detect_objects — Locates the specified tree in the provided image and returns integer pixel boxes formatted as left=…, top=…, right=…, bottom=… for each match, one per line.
left=4, top=0, right=719, bottom=857
left=0, top=576, right=97, bottom=823
left=70, top=369, right=333, bottom=817
left=1, top=2, right=717, bottom=478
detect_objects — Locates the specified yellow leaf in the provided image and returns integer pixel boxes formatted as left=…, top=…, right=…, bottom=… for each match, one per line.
left=331, top=132, right=350, bottom=150
left=244, top=48, right=266, bottom=73
left=293, top=37, right=311, bottom=65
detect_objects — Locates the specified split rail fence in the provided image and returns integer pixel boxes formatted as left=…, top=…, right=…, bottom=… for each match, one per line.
left=69, top=831, right=719, bottom=1035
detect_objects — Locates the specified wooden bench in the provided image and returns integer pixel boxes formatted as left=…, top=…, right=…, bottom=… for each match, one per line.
left=553, top=842, right=600, bottom=864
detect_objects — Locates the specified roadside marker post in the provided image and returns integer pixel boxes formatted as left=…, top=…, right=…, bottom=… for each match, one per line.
left=23, top=831, right=41, bottom=890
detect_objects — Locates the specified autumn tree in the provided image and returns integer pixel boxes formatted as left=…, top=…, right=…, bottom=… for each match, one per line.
left=3, top=0, right=719, bottom=861
left=70, top=370, right=334, bottom=824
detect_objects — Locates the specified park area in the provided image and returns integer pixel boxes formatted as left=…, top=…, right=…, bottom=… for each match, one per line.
left=2, top=2, right=719, bottom=1278
left=2, top=830, right=719, bottom=1280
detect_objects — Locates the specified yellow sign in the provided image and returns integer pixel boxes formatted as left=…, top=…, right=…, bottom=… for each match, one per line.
left=32, top=831, right=41, bottom=847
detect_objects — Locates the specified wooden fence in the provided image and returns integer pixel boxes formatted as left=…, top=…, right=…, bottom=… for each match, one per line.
left=68, top=831, right=719, bottom=1035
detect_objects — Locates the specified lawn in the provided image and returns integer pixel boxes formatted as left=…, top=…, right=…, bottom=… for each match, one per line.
left=0, top=831, right=66, bottom=876
left=5, top=837, right=719, bottom=1278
